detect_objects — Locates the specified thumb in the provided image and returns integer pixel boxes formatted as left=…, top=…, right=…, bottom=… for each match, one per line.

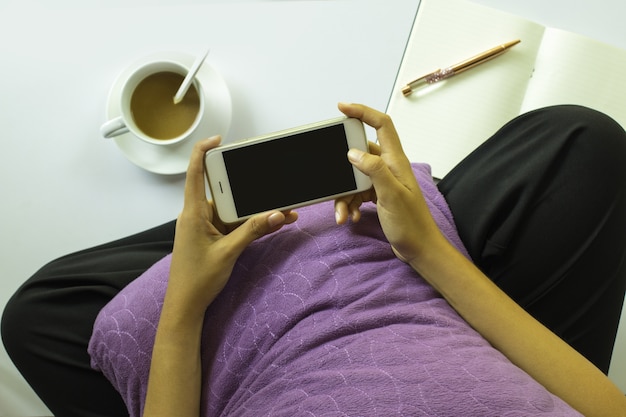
left=225, top=211, right=288, bottom=255
left=347, top=148, right=398, bottom=194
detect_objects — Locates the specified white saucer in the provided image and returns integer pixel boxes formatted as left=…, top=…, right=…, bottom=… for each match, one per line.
left=105, top=51, right=232, bottom=175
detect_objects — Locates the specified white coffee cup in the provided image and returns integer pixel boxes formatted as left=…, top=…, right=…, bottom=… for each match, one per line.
left=100, top=60, right=205, bottom=146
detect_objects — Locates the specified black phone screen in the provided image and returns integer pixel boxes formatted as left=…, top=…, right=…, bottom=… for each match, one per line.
left=222, top=124, right=357, bottom=217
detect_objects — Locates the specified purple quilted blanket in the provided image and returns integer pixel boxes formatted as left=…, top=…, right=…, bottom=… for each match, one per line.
left=89, top=163, right=580, bottom=416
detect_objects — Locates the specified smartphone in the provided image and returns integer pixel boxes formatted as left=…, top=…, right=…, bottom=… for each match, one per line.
left=204, top=116, right=372, bottom=223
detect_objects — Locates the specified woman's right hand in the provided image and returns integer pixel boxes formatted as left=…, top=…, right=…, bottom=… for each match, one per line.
left=336, top=102, right=626, bottom=417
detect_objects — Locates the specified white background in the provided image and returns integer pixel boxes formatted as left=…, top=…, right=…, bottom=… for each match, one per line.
left=1, top=1, right=624, bottom=415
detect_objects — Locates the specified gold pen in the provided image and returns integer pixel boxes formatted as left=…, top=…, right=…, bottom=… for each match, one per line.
left=402, top=39, right=521, bottom=97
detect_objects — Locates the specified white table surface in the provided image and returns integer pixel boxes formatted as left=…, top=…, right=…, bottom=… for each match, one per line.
left=1, top=1, right=625, bottom=415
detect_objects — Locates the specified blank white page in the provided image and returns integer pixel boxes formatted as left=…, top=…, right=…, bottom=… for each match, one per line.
left=521, top=27, right=626, bottom=127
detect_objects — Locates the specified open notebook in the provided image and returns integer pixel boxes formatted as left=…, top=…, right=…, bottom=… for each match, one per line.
left=387, top=0, right=626, bottom=179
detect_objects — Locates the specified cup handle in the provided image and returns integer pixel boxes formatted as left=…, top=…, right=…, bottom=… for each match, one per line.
left=100, top=116, right=129, bottom=138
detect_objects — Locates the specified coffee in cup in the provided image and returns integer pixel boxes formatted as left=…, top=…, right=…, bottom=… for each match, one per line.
left=130, top=71, right=200, bottom=140
left=100, top=60, right=204, bottom=146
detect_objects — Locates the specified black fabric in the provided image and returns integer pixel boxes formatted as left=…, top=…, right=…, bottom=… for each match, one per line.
left=2, top=106, right=626, bottom=416
left=2, top=221, right=176, bottom=417
left=439, top=105, right=626, bottom=373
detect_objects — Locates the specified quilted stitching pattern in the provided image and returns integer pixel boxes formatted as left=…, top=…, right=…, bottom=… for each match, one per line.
left=89, top=164, right=580, bottom=416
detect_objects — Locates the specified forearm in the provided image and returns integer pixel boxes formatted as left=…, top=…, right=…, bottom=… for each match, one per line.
left=137, top=135, right=294, bottom=417
left=143, top=296, right=205, bottom=417
left=412, top=234, right=626, bottom=417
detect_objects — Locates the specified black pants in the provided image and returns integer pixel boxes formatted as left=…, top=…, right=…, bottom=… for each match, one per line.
left=3, top=106, right=626, bottom=417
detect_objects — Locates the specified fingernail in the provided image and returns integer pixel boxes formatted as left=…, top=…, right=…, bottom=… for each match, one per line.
left=347, top=148, right=364, bottom=163
left=202, top=135, right=221, bottom=147
left=268, top=212, right=284, bottom=228
left=335, top=210, right=341, bottom=224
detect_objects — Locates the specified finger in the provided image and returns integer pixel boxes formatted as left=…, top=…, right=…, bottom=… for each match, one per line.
left=334, top=199, right=349, bottom=224
left=282, top=210, right=299, bottom=227
left=338, top=102, right=404, bottom=155
left=184, top=136, right=221, bottom=211
left=347, top=148, right=400, bottom=199
left=368, top=141, right=381, bottom=156
left=348, top=195, right=364, bottom=223
left=335, top=191, right=368, bottom=224
left=225, top=210, right=292, bottom=255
